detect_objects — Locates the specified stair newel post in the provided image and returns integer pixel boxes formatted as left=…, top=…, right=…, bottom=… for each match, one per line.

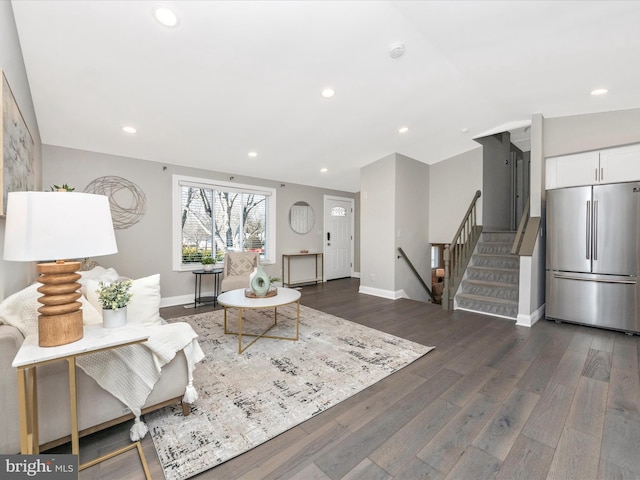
left=443, top=245, right=451, bottom=310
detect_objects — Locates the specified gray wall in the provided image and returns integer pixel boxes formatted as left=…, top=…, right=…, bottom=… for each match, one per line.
left=544, top=108, right=640, bottom=157
left=42, top=145, right=356, bottom=304
left=478, top=133, right=512, bottom=231
left=360, top=153, right=430, bottom=300
left=394, top=154, right=430, bottom=302
left=360, top=154, right=396, bottom=294
left=429, top=147, right=483, bottom=243
left=0, top=2, right=42, bottom=300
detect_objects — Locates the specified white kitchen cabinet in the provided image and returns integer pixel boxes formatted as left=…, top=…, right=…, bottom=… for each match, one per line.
left=599, top=143, right=640, bottom=184
left=546, top=143, right=640, bottom=189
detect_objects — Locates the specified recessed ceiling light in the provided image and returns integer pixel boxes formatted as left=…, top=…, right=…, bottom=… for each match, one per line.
left=122, top=125, right=137, bottom=134
left=321, top=88, right=335, bottom=98
left=248, top=151, right=258, bottom=158
left=398, top=126, right=409, bottom=134
left=320, top=168, right=328, bottom=173
left=461, top=128, right=470, bottom=134
left=590, top=88, right=608, bottom=96
left=154, top=7, right=179, bottom=27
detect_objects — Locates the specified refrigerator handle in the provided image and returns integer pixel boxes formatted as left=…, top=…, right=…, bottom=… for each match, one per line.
left=586, top=200, right=591, bottom=260
left=593, top=200, right=598, bottom=261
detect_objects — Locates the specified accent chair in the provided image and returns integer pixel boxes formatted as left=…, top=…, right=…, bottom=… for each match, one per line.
left=220, top=251, right=260, bottom=292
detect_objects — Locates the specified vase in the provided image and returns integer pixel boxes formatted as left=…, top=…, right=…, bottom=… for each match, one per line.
left=250, top=266, right=271, bottom=297
left=203, top=264, right=214, bottom=272
left=103, top=306, right=127, bottom=328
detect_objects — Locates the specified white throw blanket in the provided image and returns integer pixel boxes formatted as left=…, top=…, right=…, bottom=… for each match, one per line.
left=76, top=322, right=205, bottom=440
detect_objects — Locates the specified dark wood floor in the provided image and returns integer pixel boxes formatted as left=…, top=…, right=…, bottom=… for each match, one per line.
left=71, top=278, right=640, bottom=479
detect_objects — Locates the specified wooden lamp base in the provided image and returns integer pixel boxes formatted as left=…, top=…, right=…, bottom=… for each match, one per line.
left=36, top=260, right=84, bottom=347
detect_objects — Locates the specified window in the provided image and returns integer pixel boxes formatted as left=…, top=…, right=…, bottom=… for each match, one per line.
left=431, top=244, right=445, bottom=269
left=331, top=206, right=346, bottom=216
left=173, top=175, right=276, bottom=270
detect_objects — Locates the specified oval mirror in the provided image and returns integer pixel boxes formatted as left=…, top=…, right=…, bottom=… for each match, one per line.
left=289, top=201, right=315, bottom=234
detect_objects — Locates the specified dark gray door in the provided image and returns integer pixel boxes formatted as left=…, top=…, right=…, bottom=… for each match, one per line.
left=592, top=182, right=640, bottom=276
left=547, top=186, right=592, bottom=273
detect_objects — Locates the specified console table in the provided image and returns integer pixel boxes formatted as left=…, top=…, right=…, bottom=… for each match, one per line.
left=282, top=252, right=324, bottom=287
left=12, top=324, right=151, bottom=477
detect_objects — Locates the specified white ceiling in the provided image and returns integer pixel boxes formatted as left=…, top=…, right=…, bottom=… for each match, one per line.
left=10, top=1, right=640, bottom=193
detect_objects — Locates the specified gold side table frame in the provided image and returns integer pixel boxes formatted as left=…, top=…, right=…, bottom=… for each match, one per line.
left=218, top=287, right=302, bottom=354
left=282, top=252, right=324, bottom=287
left=13, top=325, right=152, bottom=478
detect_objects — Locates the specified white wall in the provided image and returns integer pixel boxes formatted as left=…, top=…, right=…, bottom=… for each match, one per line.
left=0, top=2, right=42, bottom=300
left=395, top=154, right=430, bottom=302
left=43, top=145, right=356, bottom=304
left=428, top=147, right=483, bottom=244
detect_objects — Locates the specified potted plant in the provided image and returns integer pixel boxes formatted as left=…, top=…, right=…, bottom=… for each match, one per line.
left=201, top=254, right=215, bottom=271
left=50, top=183, right=75, bottom=192
left=96, top=279, right=133, bottom=328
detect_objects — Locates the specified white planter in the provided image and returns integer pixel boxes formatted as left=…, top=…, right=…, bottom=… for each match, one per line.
left=103, top=306, right=127, bottom=328
left=203, top=264, right=214, bottom=271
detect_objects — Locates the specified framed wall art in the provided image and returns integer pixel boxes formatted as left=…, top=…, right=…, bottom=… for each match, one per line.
left=1, top=69, right=35, bottom=215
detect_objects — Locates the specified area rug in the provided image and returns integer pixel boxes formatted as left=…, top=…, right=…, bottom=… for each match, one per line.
left=145, top=304, right=434, bottom=480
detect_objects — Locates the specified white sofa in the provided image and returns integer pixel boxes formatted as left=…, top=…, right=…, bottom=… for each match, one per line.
left=0, top=268, right=199, bottom=454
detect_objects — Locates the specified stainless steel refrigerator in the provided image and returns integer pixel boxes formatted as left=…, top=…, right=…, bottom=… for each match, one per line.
left=546, top=181, right=640, bottom=333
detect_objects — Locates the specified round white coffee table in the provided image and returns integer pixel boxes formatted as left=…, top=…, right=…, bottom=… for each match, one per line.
left=217, top=287, right=301, bottom=353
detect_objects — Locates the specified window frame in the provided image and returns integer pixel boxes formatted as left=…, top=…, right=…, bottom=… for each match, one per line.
left=172, top=174, right=276, bottom=271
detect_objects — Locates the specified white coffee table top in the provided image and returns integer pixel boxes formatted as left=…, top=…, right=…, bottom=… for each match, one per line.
left=218, top=287, right=301, bottom=309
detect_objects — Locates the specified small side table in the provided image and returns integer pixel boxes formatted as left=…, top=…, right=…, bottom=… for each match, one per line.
left=12, top=324, right=151, bottom=477
left=193, top=268, right=223, bottom=307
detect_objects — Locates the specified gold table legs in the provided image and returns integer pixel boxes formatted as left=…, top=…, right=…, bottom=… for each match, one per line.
left=17, top=366, right=38, bottom=454
left=17, top=359, right=151, bottom=479
left=223, top=301, right=300, bottom=353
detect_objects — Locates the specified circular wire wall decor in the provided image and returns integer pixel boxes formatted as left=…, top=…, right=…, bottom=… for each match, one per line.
left=84, top=176, right=146, bottom=229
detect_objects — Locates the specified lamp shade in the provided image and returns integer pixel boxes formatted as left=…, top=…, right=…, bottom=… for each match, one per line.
left=3, top=191, right=118, bottom=261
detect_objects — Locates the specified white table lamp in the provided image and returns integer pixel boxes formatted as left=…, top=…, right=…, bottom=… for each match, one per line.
left=3, top=191, right=118, bottom=347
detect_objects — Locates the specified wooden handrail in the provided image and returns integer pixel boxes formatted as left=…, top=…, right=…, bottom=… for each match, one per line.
left=442, top=190, right=483, bottom=310
left=511, top=198, right=530, bottom=255
left=450, top=190, right=482, bottom=246
left=397, top=247, right=436, bottom=303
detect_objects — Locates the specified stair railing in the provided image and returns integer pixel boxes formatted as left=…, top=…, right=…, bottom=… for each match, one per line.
left=442, top=190, right=483, bottom=310
left=511, top=197, right=541, bottom=256
left=511, top=198, right=530, bottom=254
left=397, top=247, right=436, bottom=303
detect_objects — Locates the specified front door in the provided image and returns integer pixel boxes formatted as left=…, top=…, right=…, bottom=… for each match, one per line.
left=324, top=196, right=353, bottom=280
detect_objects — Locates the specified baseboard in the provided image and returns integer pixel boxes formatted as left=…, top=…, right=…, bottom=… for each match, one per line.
left=160, top=294, right=193, bottom=308
left=456, top=306, right=517, bottom=321
left=516, top=303, right=546, bottom=328
left=358, top=285, right=405, bottom=300
left=352, top=271, right=361, bottom=278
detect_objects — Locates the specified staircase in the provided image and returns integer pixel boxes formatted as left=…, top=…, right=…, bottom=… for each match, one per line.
left=455, top=232, right=519, bottom=319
